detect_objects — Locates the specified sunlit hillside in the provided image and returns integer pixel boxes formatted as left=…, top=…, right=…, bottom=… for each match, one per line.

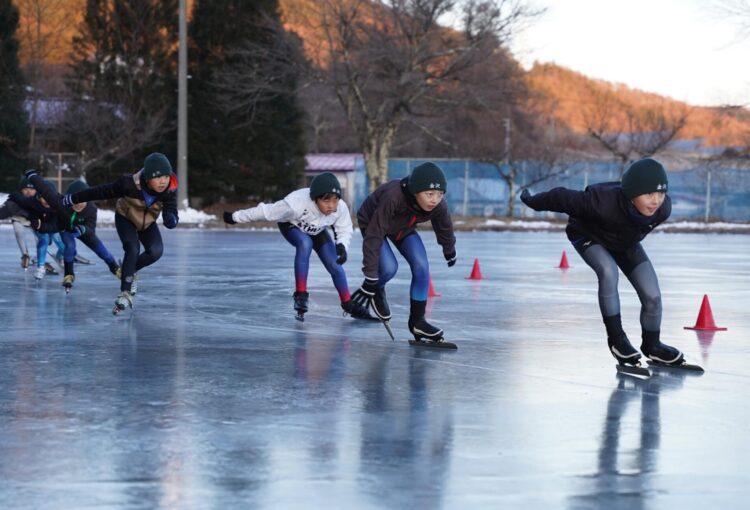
left=16, top=0, right=750, bottom=148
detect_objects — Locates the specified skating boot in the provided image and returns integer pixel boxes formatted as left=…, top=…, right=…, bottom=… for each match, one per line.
left=407, top=299, right=456, bottom=349
left=34, top=266, right=46, bottom=280
left=372, top=287, right=391, bottom=320
left=293, top=291, right=309, bottom=321
left=341, top=299, right=378, bottom=321
left=607, top=332, right=642, bottom=365
left=129, top=273, right=139, bottom=296
left=21, top=254, right=30, bottom=269
left=113, top=291, right=133, bottom=315
left=44, top=262, right=58, bottom=275
left=62, top=274, right=75, bottom=293
left=641, top=330, right=684, bottom=366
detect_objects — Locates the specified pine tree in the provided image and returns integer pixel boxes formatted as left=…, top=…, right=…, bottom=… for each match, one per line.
left=66, top=0, right=178, bottom=182
left=0, top=0, right=29, bottom=192
left=189, top=0, right=306, bottom=204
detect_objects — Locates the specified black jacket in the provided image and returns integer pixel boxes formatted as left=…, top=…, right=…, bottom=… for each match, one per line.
left=30, top=175, right=98, bottom=233
left=71, top=171, right=178, bottom=231
left=357, top=178, right=455, bottom=279
left=0, top=193, right=59, bottom=233
left=523, top=182, right=671, bottom=252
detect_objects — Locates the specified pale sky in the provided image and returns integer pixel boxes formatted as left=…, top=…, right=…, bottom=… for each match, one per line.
left=512, top=0, right=750, bottom=107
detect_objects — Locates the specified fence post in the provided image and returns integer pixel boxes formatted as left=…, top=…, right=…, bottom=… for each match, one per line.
left=462, top=160, right=469, bottom=216
left=704, top=169, right=712, bottom=222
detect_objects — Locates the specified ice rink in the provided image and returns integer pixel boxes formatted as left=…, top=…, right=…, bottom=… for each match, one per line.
left=1, top=228, right=748, bottom=509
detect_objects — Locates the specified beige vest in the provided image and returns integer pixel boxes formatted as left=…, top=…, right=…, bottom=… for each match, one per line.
left=115, top=171, right=164, bottom=231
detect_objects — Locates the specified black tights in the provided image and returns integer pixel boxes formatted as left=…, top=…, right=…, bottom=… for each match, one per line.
left=115, top=213, right=163, bottom=292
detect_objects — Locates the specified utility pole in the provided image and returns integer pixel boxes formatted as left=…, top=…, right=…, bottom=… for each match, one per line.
left=177, top=0, right=189, bottom=208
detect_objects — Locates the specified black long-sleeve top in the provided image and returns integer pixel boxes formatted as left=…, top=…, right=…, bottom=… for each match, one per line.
left=523, top=182, right=671, bottom=252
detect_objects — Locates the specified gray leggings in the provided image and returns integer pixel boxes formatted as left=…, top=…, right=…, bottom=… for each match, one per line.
left=12, top=219, right=29, bottom=256
left=577, top=242, right=662, bottom=331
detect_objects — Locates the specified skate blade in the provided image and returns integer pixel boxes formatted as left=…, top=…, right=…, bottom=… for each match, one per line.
left=381, top=320, right=395, bottom=341
left=295, top=313, right=305, bottom=322
left=409, top=339, right=458, bottom=350
left=646, top=360, right=704, bottom=373
left=615, top=364, right=651, bottom=379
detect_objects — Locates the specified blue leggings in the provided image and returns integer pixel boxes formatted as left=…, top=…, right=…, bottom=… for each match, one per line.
left=34, top=232, right=65, bottom=267
left=61, top=230, right=116, bottom=264
left=378, top=233, right=430, bottom=301
left=278, top=222, right=350, bottom=301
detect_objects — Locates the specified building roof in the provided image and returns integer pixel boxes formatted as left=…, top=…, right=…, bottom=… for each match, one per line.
left=305, top=153, right=362, bottom=173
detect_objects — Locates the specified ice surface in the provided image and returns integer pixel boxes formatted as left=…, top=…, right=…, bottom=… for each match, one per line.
left=1, top=229, right=749, bottom=509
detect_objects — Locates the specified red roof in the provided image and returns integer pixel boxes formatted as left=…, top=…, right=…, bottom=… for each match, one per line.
left=305, top=153, right=362, bottom=172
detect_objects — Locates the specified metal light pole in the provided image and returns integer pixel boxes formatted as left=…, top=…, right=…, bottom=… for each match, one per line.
left=177, top=0, right=189, bottom=208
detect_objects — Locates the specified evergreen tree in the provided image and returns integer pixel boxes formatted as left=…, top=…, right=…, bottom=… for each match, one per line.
left=189, top=0, right=306, bottom=204
left=66, top=0, right=178, bottom=182
left=0, top=0, right=29, bottom=192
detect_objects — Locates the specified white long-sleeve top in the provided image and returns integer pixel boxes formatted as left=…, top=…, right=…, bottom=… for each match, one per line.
left=232, top=188, right=353, bottom=250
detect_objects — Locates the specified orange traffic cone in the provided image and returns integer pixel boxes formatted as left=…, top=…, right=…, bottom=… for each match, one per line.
left=558, top=250, right=570, bottom=269
left=466, top=258, right=483, bottom=280
left=428, top=277, right=441, bottom=298
left=684, top=294, right=727, bottom=331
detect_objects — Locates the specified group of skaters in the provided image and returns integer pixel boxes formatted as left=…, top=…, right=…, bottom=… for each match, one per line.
left=2, top=153, right=688, bottom=369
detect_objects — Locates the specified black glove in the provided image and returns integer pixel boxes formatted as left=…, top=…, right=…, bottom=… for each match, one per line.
left=336, top=243, right=347, bottom=264
left=29, top=218, right=41, bottom=230
left=520, top=188, right=532, bottom=206
left=62, top=194, right=74, bottom=207
left=350, top=278, right=378, bottom=310
left=163, top=211, right=178, bottom=229
left=73, top=224, right=86, bottom=237
left=444, top=249, right=457, bottom=267
left=24, top=169, right=38, bottom=180
left=223, top=211, right=236, bottom=225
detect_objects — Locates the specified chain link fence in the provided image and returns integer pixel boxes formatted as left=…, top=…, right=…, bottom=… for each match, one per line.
left=352, top=158, right=750, bottom=222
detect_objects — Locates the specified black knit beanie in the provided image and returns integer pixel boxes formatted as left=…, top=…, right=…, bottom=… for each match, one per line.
left=621, top=158, right=668, bottom=199
left=18, top=175, right=35, bottom=190
left=142, top=153, right=173, bottom=180
left=309, top=172, right=342, bottom=200
left=407, top=162, right=447, bottom=195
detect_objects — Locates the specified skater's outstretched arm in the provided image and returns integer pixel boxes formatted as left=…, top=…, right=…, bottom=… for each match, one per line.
left=520, top=186, right=594, bottom=218
left=66, top=176, right=130, bottom=204
left=27, top=174, right=67, bottom=213
left=228, top=199, right=297, bottom=224
left=0, top=197, right=25, bottom=220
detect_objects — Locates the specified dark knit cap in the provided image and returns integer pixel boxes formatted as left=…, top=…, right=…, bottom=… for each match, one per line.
left=407, top=162, right=447, bottom=195
left=621, top=158, right=668, bottom=200
left=142, top=153, right=173, bottom=180
left=18, top=175, right=35, bottom=190
left=309, top=172, right=342, bottom=200
left=66, top=180, right=89, bottom=195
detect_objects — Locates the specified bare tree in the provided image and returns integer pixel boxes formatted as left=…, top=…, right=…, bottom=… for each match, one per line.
left=215, top=0, right=541, bottom=192
left=581, top=84, right=691, bottom=175
left=17, top=0, right=78, bottom=150
left=59, top=93, right=169, bottom=178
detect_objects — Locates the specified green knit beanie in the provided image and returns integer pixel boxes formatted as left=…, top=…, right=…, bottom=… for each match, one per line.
left=408, top=162, right=447, bottom=195
left=66, top=180, right=89, bottom=195
left=142, top=153, right=173, bottom=180
left=621, top=158, right=668, bottom=199
left=309, top=172, right=342, bottom=200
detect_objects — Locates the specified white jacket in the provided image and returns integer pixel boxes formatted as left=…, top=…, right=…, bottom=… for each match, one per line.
left=232, top=188, right=353, bottom=249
